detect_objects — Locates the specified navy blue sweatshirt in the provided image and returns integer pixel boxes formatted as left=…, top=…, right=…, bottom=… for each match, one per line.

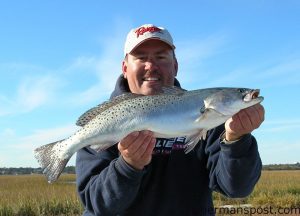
left=76, top=76, right=262, bottom=216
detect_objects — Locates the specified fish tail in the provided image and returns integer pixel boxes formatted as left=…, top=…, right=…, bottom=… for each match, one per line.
left=34, top=140, right=70, bottom=183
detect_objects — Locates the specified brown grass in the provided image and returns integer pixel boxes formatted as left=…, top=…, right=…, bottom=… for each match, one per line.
left=0, top=174, right=82, bottom=216
left=0, top=170, right=299, bottom=215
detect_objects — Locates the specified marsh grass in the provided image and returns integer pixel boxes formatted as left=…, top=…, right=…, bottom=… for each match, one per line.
left=0, top=174, right=82, bottom=216
left=213, top=170, right=300, bottom=208
left=1, top=171, right=300, bottom=215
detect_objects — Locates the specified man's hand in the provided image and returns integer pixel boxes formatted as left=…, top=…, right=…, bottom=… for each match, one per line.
left=118, top=130, right=156, bottom=170
left=225, top=104, right=265, bottom=141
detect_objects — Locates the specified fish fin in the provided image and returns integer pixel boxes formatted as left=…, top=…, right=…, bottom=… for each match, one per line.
left=34, top=140, right=70, bottom=183
left=76, top=104, right=108, bottom=127
left=195, top=115, right=204, bottom=123
left=90, top=144, right=103, bottom=150
left=161, top=86, right=186, bottom=95
left=90, top=143, right=114, bottom=152
left=76, top=93, right=143, bottom=127
left=196, top=107, right=226, bottom=123
left=184, top=130, right=208, bottom=153
left=195, top=107, right=213, bottom=122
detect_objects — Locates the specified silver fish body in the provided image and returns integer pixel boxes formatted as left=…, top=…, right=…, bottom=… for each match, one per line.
left=34, top=87, right=263, bottom=182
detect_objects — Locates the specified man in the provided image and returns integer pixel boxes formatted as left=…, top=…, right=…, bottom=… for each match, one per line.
left=76, top=24, right=265, bottom=216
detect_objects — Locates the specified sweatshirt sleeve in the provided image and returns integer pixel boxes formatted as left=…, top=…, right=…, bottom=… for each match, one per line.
left=75, top=146, right=146, bottom=215
left=204, top=125, right=262, bottom=198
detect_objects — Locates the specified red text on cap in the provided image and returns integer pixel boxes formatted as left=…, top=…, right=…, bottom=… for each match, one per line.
left=135, top=26, right=161, bottom=38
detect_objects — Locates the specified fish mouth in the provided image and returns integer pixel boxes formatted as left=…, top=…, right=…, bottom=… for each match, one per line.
left=243, top=89, right=264, bottom=102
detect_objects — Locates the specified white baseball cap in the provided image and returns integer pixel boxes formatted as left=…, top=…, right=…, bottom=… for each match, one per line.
left=124, top=24, right=175, bottom=57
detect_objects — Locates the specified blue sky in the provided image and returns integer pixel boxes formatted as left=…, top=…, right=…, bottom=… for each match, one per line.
left=0, top=0, right=299, bottom=167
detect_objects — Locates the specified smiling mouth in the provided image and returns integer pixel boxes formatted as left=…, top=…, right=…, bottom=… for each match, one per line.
left=142, top=77, right=160, bottom=81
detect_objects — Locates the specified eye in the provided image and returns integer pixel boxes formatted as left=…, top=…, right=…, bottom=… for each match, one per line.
left=138, top=56, right=146, bottom=60
left=134, top=56, right=147, bottom=62
left=156, top=52, right=171, bottom=60
left=157, top=55, right=166, bottom=59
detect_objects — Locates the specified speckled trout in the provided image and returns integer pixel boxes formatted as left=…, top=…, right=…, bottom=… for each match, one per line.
left=34, top=87, right=263, bottom=182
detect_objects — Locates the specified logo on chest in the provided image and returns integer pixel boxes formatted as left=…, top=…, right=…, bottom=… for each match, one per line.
left=153, top=137, right=186, bottom=155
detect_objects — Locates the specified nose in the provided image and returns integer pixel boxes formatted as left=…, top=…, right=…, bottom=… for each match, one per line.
left=144, top=57, right=159, bottom=71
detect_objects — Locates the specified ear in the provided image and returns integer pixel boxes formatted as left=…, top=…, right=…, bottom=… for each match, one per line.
left=174, top=57, right=178, bottom=77
left=122, top=60, right=127, bottom=78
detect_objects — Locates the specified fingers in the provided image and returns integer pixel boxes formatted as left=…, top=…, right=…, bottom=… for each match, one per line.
left=118, top=130, right=156, bottom=170
left=118, top=131, right=139, bottom=149
left=256, top=103, right=265, bottom=122
left=124, top=131, right=153, bottom=158
left=225, top=104, right=265, bottom=141
left=244, top=104, right=265, bottom=129
left=140, top=137, right=156, bottom=159
left=239, top=106, right=258, bottom=131
left=119, top=131, right=152, bottom=152
left=235, top=109, right=252, bottom=131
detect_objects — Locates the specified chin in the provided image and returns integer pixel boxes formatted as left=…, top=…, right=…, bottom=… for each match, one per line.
left=143, top=87, right=161, bottom=96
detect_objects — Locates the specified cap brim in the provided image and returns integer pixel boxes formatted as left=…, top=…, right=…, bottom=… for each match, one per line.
left=128, top=38, right=175, bottom=55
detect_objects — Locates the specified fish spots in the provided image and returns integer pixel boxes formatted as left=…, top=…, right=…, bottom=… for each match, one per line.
left=73, top=93, right=185, bottom=145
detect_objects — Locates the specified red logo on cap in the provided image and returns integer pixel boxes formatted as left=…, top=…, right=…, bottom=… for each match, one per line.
left=135, top=26, right=161, bottom=38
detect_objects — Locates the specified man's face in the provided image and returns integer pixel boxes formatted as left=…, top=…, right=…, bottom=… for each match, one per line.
left=122, top=40, right=178, bottom=95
